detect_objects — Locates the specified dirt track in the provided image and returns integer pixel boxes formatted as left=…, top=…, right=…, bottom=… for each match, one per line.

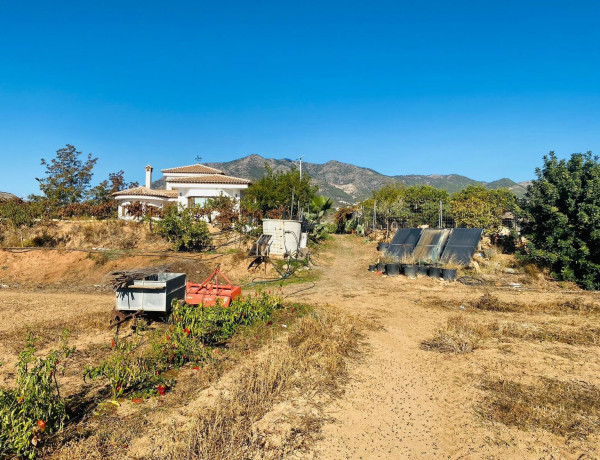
left=284, top=235, right=600, bottom=459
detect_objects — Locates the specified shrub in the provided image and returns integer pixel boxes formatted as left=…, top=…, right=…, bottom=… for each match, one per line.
left=0, top=332, right=73, bottom=459
left=521, top=151, right=600, bottom=290
left=156, top=206, right=212, bottom=251
left=83, top=334, right=179, bottom=398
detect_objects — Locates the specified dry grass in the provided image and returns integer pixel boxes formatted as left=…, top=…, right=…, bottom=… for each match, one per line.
left=79, top=221, right=141, bottom=250
left=0, top=310, right=108, bottom=353
left=149, top=308, right=364, bottom=459
left=479, top=377, right=600, bottom=439
left=488, top=321, right=600, bottom=347
left=421, top=315, right=488, bottom=354
left=469, top=293, right=600, bottom=316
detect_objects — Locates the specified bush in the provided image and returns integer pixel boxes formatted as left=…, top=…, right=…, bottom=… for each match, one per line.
left=83, top=333, right=180, bottom=399
left=521, top=152, right=600, bottom=289
left=0, top=333, right=73, bottom=459
left=156, top=206, right=212, bottom=251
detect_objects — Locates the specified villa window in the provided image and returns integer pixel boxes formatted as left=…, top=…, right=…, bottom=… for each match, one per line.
left=188, top=197, right=210, bottom=207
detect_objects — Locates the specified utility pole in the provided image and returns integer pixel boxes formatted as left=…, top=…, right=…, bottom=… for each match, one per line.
left=297, top=155, right=304, bottom=179
left=439, top=200, right=443, bottom=228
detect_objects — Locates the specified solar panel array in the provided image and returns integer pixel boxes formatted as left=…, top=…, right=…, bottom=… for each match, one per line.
left=385, top=228, right=483, bottom=266
left=386, top=228, right=422, bottom=259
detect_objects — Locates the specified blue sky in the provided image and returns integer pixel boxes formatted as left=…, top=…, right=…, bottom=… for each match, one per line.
left=1, top=0, right=598, bottom=197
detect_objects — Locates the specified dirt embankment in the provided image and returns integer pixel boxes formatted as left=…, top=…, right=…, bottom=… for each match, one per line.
left=0, top=219, right=277, bottom=290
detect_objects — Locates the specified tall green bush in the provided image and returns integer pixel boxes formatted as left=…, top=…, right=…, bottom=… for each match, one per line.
left=156, top=206, right=212, bottom=251
left=521, top=151, right=600, bottom=289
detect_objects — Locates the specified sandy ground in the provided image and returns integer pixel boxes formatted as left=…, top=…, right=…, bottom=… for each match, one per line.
left=1, top=236, right=600, bottom=458
left=283, top=236, right=600, bottom=459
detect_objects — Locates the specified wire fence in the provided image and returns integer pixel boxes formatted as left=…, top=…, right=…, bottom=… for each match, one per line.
left=356, top=200, right=521, bottom=234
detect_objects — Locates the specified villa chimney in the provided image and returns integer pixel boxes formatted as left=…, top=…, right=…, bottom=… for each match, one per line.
left=145, top=165, right=153, bottom=189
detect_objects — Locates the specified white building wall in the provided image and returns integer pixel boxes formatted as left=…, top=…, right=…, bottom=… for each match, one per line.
left=116, top=196, right=174, bottom=220
left=171, top=184, right=247, bottom=210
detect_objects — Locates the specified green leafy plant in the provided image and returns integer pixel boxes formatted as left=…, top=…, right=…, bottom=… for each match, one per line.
left=83, top=335, right=162, bottom=398
left=0, top=332, right=74, bottom=459
left=171, top=291, right=283, bottom=345
left=84, top=292, right=283, bottom=403
left=156, top=205, right=213, bottom=251
left=521, top=151, right=600, bottom=290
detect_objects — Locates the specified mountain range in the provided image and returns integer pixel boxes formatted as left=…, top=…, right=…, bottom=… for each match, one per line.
left=201, top=154, right=530, bottom=203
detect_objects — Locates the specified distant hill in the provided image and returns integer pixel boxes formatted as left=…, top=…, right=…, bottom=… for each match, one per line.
left=205, top=154, right=529, bottom=202
left=152, top=154, right=529, bottom=203
left=0, top=191, right=18, bottom=202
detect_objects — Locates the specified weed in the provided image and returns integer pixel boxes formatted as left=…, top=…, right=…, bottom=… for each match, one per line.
left=422, top=316, right=488, bottom=354
left=479, top=377, right=600, bottom=439
left=471, top=293, right=513, bottom=312
left=489, top=321, right=600, bottom=347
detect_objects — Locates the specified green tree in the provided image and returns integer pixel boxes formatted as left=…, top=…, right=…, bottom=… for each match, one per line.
left=522, top=151, right=600, bottom=289
left=241, top=165, right=317, bottom=218
left=87, top=171, right=138, bottom=205
left=0, top=199, right=40, bottom=246
left=36, top=145, right=97, bottom=207
left=400, top=185, right=449, bottom=227
left=450, top=185, right=517, bottom=232
left=362, top=183, right=449, bottom=231
left=362, top=182, right=404, bottom=233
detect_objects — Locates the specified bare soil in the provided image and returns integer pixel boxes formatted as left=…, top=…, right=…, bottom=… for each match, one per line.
left=283, top=236, right=600, bottom=459
left=1, top=234, right=600, bottom=458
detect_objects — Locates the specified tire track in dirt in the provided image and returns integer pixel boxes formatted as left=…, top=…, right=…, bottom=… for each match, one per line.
left=287, top=236, right=459, bottom=458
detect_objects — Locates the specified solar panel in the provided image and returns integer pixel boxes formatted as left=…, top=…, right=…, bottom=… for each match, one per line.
left=386, top=228, right=422, bottom=259
left=412, top=229, right=450, bottom=263
left=440, top=228, right=483, bottom=266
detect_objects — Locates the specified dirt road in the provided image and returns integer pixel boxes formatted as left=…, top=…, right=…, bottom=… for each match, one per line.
left=284, top=235, right=599, bottom=459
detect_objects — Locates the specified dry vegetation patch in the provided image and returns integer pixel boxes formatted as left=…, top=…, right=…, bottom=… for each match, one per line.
left=421, top=315, right=488, bottom=354
left=149, top=308, right=365, bottom=459
left=478, top=377, right=600, bottom=439
left=48, top=307, right=366, bottom=459
left=487, top=321, right=600, bottom=347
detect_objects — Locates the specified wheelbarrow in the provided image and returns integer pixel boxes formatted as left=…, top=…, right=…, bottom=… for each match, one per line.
left=185, top=267, right=242, bottom=307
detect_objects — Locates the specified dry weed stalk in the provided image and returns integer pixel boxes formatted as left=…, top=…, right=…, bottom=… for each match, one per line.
left=421, top=315, right=488, bottom=354
left=479, top=377, right=600, bottom=439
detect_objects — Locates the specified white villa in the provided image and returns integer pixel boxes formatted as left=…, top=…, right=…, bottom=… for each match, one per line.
left=114, top=163, right=251, bottom=219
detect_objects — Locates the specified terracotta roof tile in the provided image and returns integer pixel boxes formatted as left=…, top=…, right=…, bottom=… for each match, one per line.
left=113, top=187, right=178, bottom=198
left=161, top=164, right=223, bottom=174
left=166, top=174, right=251, bottom=185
